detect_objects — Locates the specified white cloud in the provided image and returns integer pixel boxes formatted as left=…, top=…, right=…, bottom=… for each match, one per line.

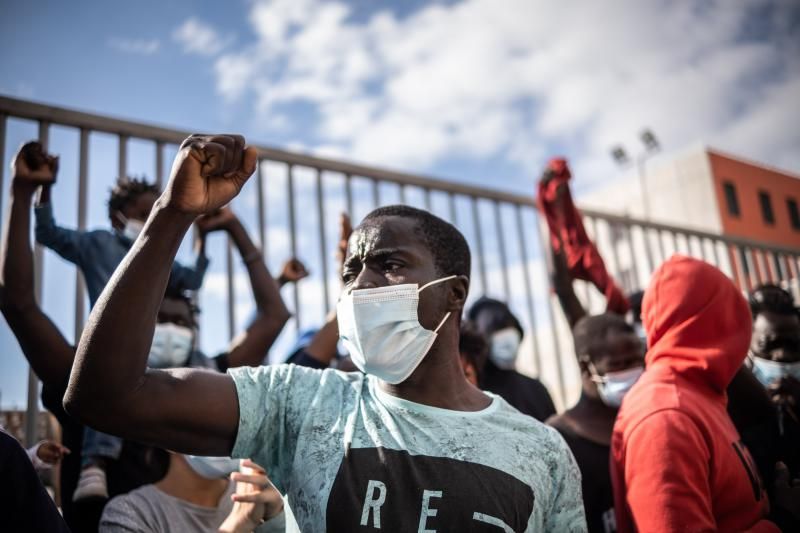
left=108, top=37, right=160, bottom=55
left=204, top=0, right=799, bottom=190
left=173, top=17, right=229, bottom=56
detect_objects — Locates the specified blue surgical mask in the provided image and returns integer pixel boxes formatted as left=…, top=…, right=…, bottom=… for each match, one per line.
left=337, top=276, right=455, bottom=384
left=148, top=323, right=193, bottom=368
left=489, top=328, right=521, bottom=369
left=590, top=363, right=644, bottom=407
left=750, top=355, right=800, bottom=387
left=184, top=455, right=241, bottom=479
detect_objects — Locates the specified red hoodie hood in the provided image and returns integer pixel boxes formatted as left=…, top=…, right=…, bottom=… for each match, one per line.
left=642, top=255, right=751, bottom=393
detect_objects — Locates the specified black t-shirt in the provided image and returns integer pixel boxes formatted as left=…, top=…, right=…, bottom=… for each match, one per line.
left=481, top=360, right=556, bottom=422
left=0, top=428, right=70, bottom=533
left=551, top=422, right=616, bottom=533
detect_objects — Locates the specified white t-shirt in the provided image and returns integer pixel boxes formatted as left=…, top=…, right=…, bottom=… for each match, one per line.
left=229, top=364, right=586, bottom=532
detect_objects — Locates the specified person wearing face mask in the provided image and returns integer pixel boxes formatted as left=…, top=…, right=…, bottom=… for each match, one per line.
left=65, top=135, right=587, bottom=531
left=547, top=314, right=644, bottom=533
left=611, top=256, right=800, bottom=532
left=1, top=140, right=293, bottom=531
left=746, top=285, right=800, bottom=479
left=467, top=297, right=557, bottom=421
left=100, top=454, right=285, bottom=532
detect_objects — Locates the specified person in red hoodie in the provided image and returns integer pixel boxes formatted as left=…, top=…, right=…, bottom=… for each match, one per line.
left=611, top=255, right=800, bottom=532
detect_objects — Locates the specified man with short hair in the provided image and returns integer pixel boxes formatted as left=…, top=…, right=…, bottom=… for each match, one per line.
left=65, top=134, right=586, bottom=531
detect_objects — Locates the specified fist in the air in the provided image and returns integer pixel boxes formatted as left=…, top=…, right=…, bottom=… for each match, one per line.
left=12, top=141, right=59, bottom=186
left=164, top=134, right=258, bottom=215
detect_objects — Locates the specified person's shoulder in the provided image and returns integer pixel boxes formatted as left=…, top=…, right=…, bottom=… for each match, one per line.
left=228, top=363, right=365, bottom=394
left=492, top=395, right=566, bottom=448
left=101, top=484, right=161, bottom=523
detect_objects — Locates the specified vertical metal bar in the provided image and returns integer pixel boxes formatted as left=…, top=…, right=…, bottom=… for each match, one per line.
left=740, top=247, right=754, bottom=292
left=669, top=231, right=679, bottom=256
left=345, top=174, right=354, bottom=218
left=0, top=114, right=7, bottom=227
left=256, top=159, right=267, bottom=262
left=608, top=223, right=623, bottom=284
left=656, top=230, right=666, bottom=263
left=750, top=248, right=764, bottom=286
left=772, top=252, right=784, bottom=282
left=470, top=196, right=488, bottom=295
left=493, top=201, right=510, bottom=302
left=399, top=184, right=407, bottom=205
left=225, top=239, right=235, bottom=340
left=287, top=164, right=300, bottom=331
left=641, top=226, right=655, bottom=277
left=371, top=179, right=380, bottom=209
left=315, top=169, right=331, bottom=313
left=155, top=141, right=164, bottom=188
left=118, top=135, right=128, bottom=179
left=625, top=224, right=641, bottom=290
left=710, top=239, right=721, bottom=268
left=514, top=206, right=542, bottom=375
left=447, top=193, right=457, bottom=225
left=535, top=212, right=567, bottom=407
left=423, top=188, right=432, bottom=211
left=74, top=129, right=89, bottom=347
left=728, top=245, right=744, bottom=290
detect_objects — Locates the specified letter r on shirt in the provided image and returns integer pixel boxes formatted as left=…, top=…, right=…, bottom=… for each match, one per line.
left=361, top=480, right=387, bottom=528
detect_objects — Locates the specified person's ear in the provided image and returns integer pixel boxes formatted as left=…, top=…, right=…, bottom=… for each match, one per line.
left=446, top=275, right=470, bottom=313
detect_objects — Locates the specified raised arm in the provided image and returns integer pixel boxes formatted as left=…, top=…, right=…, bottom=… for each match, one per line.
left=64, top=135, right=258, bottom=456
left=195, top=208, right=292, bottom=368
left=545, top=177, right=586, bottom=329
left=0, top=142, right=74, bottom=387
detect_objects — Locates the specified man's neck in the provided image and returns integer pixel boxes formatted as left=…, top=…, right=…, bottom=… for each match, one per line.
left=155, top=456, right=230, bottom=508
left=561, top=391, right=619, bottom=445
left=380, top=333, right=491, bottom=412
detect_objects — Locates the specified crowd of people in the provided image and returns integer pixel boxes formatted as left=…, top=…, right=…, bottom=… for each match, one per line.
left=0, top=136, right=798, bottom=532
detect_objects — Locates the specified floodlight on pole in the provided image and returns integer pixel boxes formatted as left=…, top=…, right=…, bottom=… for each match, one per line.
left=609, top=128, right=661, bottom=220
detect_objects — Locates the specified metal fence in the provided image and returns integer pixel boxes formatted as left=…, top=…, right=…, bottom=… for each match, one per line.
left=1, top=95, right=799, bottom=446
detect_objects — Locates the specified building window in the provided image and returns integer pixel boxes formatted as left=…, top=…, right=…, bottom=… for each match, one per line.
left=788, top=198, right=800, bottom=231
left=758, top=190, right=775, bottom=225
left=723, top=181, right=740, bottom=217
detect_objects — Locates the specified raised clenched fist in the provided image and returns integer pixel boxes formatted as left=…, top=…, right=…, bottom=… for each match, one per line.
left=12, top=141, right=59, bottom=186
left=163, top=134, right=258, bottom=215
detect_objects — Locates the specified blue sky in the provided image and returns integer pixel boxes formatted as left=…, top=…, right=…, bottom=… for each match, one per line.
left=1, top=0, right=799, bottom=408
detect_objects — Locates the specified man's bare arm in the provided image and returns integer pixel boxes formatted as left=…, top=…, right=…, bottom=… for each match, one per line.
left=64, top=135, right=258, bottom=456
left=0, top=143, right=74, bottom=387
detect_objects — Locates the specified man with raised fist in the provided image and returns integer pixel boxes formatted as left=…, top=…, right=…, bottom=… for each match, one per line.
left=65, top=134, right=586, bottom=532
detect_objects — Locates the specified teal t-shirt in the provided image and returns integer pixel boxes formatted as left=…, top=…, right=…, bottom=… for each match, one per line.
left=229, top=364, right=586, bottom=532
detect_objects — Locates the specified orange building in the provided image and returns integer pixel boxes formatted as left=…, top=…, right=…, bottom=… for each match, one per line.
left=580, top=145, right=800, bottom=293
left=709, top=149, right=800, bottom=249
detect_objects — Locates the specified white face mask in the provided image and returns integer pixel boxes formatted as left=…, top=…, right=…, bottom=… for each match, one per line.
left=148, top=323, right=193, bottom=368
left=750, top=355, right=800, bottom=387
left=589, top=363, right=644, bottom=407
left=116, top=213, right=144, bottom=241
left=489, top=327, right=521, bottom=369
left=184, top=455, right=241, bottom=479
left=337, top=275, right=456, bottom=384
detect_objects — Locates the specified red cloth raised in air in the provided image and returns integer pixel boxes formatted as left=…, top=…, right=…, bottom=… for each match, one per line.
left=536, top=158, right=629, bottom=314
left=611, top=256, right=777, bottom=533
